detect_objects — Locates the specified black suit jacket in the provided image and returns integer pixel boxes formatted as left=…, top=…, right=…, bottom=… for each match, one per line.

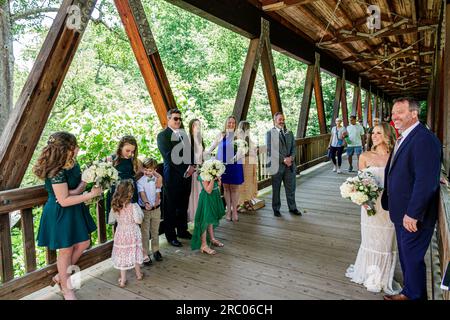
left=157, top=127, right=192, bottom=189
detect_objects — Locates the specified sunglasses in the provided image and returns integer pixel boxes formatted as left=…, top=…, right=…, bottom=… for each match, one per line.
left=172, top=117, right=182, bottom=121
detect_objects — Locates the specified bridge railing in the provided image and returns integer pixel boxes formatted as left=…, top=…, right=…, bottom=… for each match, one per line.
left=0, top=133, right=331, bottom=299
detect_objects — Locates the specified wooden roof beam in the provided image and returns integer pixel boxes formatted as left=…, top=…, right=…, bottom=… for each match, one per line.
left=260, top=0, right=318, bottom=11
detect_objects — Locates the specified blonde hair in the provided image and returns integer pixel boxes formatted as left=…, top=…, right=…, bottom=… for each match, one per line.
left=111, top=179, right=134, bottom=213
left=368, top=123, right=396, bottom=153
left=33, top=132, right=78, bottom=179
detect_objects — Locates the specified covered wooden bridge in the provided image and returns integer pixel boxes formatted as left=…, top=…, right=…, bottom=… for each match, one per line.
left=0, top=0, right=449, bottom=300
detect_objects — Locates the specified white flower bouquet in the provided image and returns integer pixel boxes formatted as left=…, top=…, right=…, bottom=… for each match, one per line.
left=340, top=170, right=382, bottom=216
left=199, top=159, right=226, bottom=181
left=234, top=139, right=248, bottom=155
left=82, top=161, right=120, bottom=203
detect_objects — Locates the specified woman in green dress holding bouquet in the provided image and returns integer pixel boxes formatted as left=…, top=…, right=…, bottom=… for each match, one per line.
left=191, top=159, right=226, bottom=255
left=34, top=132, right=102, bottom=300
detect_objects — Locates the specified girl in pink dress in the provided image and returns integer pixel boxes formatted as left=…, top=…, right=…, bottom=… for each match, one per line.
left=110, top=179, right=144, bottom=287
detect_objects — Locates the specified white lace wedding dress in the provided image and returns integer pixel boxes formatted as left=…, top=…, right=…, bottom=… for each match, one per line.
left=345, top=166, right=402, bottom=295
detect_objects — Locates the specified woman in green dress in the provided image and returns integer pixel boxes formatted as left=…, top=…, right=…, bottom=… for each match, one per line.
left=34, top=132, right=102, bottom=300
left=191, top=176, right=225, bottom=255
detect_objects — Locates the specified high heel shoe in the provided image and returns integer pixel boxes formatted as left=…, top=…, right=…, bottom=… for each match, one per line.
left=200, top=246, right=216, bottom=255
left=225, top=213, right=231, bottom=222
left=210, top=239, right=224, bottom=247
left=51, top=275, right=62, bottom=291
left=232, top=213, right=239, bottom=222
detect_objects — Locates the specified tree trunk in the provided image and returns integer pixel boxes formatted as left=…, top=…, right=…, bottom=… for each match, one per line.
left=0, top=0, right=13, bottom=135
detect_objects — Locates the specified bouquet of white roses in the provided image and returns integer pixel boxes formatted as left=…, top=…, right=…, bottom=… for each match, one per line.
left=340, top=170, right=382, bottom=216
left=82, top=161, right=120, bottom=203
left=233, top=139, right=249, bottom=163
left=199, top=159, right=226, bottom=181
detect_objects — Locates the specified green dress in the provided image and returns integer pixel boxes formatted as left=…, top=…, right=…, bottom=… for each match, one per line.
left=191, top=177, right=225, bottom=250
left=37, top=163, right=97, bottom=250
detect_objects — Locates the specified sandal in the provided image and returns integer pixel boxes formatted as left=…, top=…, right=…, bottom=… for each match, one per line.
left=210, top=239, right=224, bottom=247
left=200, top=246, right=216, bottom=255
left=136, top=272, right=144, bottom=281
left=244, top=201, right=255, bottom=211
left=118, top=278, right=127, bottom=288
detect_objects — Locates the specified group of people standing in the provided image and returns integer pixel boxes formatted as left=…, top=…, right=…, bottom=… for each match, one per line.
left=31, top=97, right=439, bottom=301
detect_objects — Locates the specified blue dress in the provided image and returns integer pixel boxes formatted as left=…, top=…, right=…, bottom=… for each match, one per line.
left=216, top=134, right=244, bottom=185
left=37, top=163, right=97, bottom=250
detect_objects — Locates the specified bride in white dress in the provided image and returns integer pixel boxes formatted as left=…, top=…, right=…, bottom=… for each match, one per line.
left=345, top=123, right=402, bottom=295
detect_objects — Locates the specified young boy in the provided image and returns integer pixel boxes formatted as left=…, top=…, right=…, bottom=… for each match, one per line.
left=137, top=158, right=163, bottom=266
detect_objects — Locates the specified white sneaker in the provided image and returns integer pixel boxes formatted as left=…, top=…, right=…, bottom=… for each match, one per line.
left=332, top=166, right=337, bottom=172
left=337, top=168, right=342, bottom=174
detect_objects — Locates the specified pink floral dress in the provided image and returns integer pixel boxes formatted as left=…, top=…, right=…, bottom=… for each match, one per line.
left=111, top=203, right=144, bottom=270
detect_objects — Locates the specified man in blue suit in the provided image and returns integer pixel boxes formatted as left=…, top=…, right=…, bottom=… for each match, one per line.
left=381, top=97, right=441, bottom=300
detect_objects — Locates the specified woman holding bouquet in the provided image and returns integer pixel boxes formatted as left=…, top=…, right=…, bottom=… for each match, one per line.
left=33, top=132, right=102, bottom=300
left=191, top=160, right=226, bottom=255
left=205, top=116, right=244, bottom=222
left=345, top=123, right=402, bottom=295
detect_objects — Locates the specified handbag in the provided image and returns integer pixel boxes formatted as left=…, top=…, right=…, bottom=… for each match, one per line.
left=132, top=203, right=144, bottom=224
left=335, top=127, right=344, bottom=147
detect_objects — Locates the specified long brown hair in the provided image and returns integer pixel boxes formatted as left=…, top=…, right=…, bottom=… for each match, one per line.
left=33, top=132, right=78, bottom=179
left=189, top=118, right=205, bottom=149
left=367, top=123, right=396, bottom=153
left=111, top=179, right=134, bottom=213
left=113, top=135, right=140, bottom=174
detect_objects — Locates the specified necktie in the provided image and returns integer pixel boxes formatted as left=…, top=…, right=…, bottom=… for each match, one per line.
left=280, top=129, right=287, bottom=145
left=389, top=134, right=403, bottom=171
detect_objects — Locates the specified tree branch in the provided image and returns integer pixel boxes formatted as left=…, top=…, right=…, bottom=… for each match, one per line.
left=11, top=7, right=60, bottom=21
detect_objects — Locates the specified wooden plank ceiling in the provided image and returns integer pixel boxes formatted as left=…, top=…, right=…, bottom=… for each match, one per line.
left=253, top=0, right=442, bottom=98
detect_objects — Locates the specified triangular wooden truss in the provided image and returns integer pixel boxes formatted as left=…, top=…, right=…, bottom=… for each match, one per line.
left=233, top=18, right=282, bottom=122
left=0, top=0, right=176, bottom=191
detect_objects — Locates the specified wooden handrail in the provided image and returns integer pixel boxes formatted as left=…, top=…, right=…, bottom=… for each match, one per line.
left=0, top=133, right=332, bottom=299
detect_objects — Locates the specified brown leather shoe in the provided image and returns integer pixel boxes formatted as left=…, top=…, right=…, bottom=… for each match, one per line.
left=383, top=294, right=409, bottom=301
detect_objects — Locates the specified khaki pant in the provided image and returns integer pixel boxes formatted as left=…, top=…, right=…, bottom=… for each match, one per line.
left=141, top=207, right=161, bottom=255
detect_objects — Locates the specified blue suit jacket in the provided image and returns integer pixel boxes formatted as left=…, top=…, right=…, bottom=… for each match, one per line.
left=381, top=123, right=441, bottom=228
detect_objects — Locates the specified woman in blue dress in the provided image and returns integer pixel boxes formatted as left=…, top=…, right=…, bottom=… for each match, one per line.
left=33, top=132, right=102, bottom=300
left=205, top=116, right=244, bottom=222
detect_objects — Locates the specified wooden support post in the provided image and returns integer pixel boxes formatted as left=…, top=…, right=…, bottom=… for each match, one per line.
left=96, top=199, right=107, bottom=244
left=442, top=2, right=450, bottom=167
left=372, top=95, right=378, bottom=121
left=0, top=0, right=97, bottom=191
left=427, top=86, right=434, bottom=129
left=313, top=53, right=327, bottom=134
left=261, top=30, right=283, bottom=116
left=297, top=64, right=315, bottom=138
left=114, top=0, right=176, bottom=128
left=356, top=78, right=363, bottom=121
left=340, top=70, right=349, bottom=127
left=367, top=90, right=373, bottom=128
left=331, top=77, right=343, bottom=128
left=351, top=83, right=359, bottom=117
left=20, top=209, right=37, bottom=273
left=46, top=249, right=57, bottom=265
left=0, top=214, right=13, bottom=283
left=233, top=38, right=261, bottom=121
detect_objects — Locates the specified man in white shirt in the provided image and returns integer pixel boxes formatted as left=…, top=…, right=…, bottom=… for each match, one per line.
left=346, top=115, right=365, bottom=172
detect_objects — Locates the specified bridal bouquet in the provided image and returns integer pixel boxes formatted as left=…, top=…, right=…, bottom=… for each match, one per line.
left=234, top=139, right=249, bottom=155
left=199, top=159, right=226, bottom=181
left=340, top=170, right=382, bottom=216
left=82, top=161, right=120, bottom=203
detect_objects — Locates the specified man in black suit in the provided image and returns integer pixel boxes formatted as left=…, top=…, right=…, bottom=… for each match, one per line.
left=157, top=109, right=195, bottom=247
